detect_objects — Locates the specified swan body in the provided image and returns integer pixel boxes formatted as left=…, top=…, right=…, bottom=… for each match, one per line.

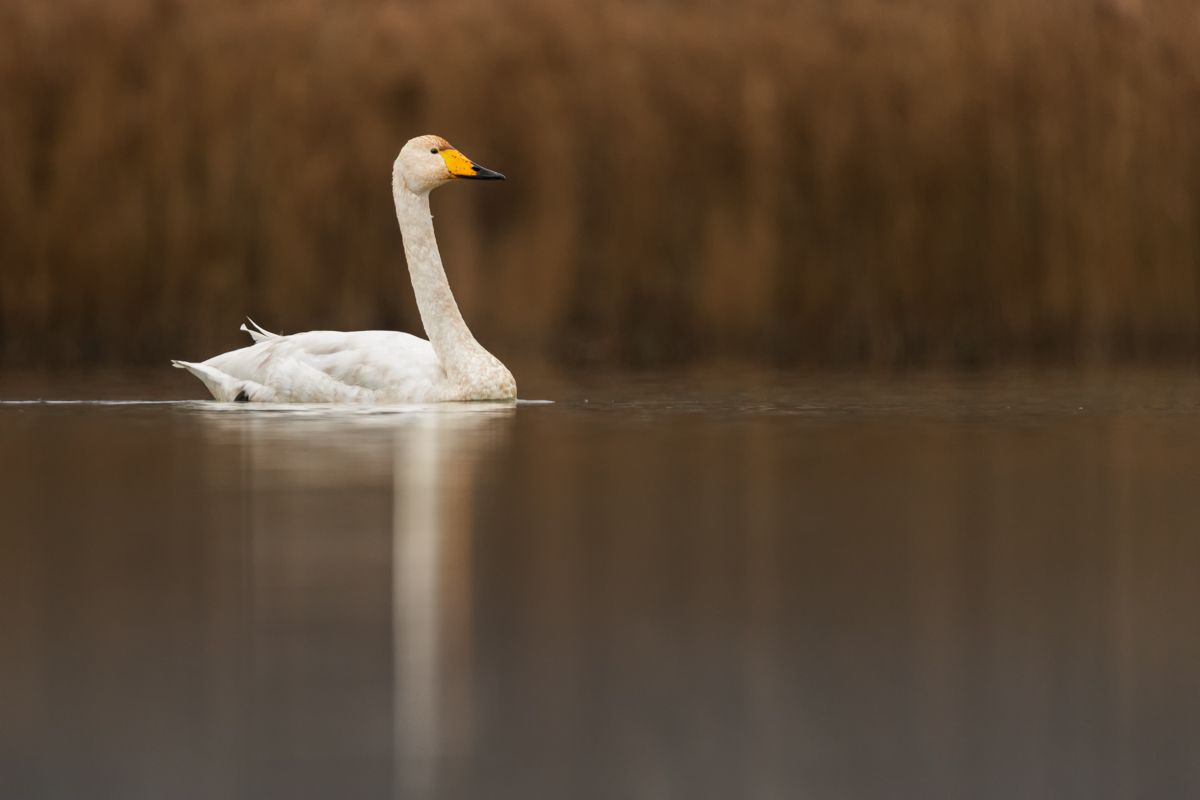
left=173, top=135, right=516, bottom=403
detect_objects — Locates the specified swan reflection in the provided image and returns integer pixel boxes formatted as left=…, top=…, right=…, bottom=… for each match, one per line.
left=187, top=402, right=513, bottom=798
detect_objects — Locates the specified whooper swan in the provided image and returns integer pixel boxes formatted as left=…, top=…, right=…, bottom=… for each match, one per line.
left=172, top=135, right=515, bottom=403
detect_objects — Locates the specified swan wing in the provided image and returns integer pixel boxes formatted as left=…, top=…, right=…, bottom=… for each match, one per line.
left=188, top=329, right=446, bottom=402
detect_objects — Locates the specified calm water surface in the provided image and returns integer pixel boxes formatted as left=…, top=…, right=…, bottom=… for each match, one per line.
left=2, top=367, right=1200, bottom=799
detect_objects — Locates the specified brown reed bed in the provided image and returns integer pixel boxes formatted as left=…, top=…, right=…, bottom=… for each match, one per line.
left=1, top=0, right=1200, bottom=368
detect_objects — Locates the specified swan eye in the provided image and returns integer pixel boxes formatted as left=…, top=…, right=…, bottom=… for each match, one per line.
left=430, top=148, right=439, bottom=154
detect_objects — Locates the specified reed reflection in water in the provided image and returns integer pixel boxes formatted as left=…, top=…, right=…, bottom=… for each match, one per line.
left=2, top=371, right=1200, bottom=799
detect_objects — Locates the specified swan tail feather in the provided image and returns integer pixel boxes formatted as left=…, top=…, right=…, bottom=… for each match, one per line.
left=240, top=317, right=279, bottom=344
left=171, top=359, right=273, bottom=402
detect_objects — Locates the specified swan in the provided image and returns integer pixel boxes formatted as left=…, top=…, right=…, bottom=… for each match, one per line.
left=172, top=134, right=517, bottom=403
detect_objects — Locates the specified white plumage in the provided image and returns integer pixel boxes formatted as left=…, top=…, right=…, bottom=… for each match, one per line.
left=173, top=324, right=443, bottom=403
left=172, top=134, right=516, bottom=403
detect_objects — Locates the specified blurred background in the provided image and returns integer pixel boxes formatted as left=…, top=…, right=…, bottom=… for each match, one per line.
left=7, top=3, right=1200, bottom=799
left=3, top=0, right=1200, bottom=369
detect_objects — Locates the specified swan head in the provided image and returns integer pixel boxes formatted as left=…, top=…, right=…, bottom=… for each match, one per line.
left=394, top=134, right=505, bottom=195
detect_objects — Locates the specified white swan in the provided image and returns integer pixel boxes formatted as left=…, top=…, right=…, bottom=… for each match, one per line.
left=172, top=135, right=517, bottom=403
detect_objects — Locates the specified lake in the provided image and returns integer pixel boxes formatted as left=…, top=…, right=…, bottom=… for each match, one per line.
left=3, top=367, right=1199, bottom=799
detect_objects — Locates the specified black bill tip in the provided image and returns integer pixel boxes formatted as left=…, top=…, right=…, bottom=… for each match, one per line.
left=465, top=163, right=506, bottom=180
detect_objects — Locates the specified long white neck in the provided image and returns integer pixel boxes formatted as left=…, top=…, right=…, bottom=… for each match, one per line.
left=392, top=173, right=486, bottom=377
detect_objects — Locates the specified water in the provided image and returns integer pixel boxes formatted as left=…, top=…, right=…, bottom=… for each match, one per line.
left=3, top=367, right=1200, bottom=799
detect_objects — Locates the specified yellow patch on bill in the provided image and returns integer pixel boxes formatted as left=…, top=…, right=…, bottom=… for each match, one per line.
left=440, top=149, right=477, bottom=177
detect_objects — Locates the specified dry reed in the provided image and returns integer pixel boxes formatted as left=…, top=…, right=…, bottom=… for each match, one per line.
left=2, top=0, right=1200, bottom=367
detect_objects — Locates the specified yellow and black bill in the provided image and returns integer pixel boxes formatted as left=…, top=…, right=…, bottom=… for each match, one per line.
left=440, top=148, right=506, bottom=180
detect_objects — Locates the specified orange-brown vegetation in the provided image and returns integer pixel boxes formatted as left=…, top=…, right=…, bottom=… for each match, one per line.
left=2, top=0, right=1200, bottom=367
